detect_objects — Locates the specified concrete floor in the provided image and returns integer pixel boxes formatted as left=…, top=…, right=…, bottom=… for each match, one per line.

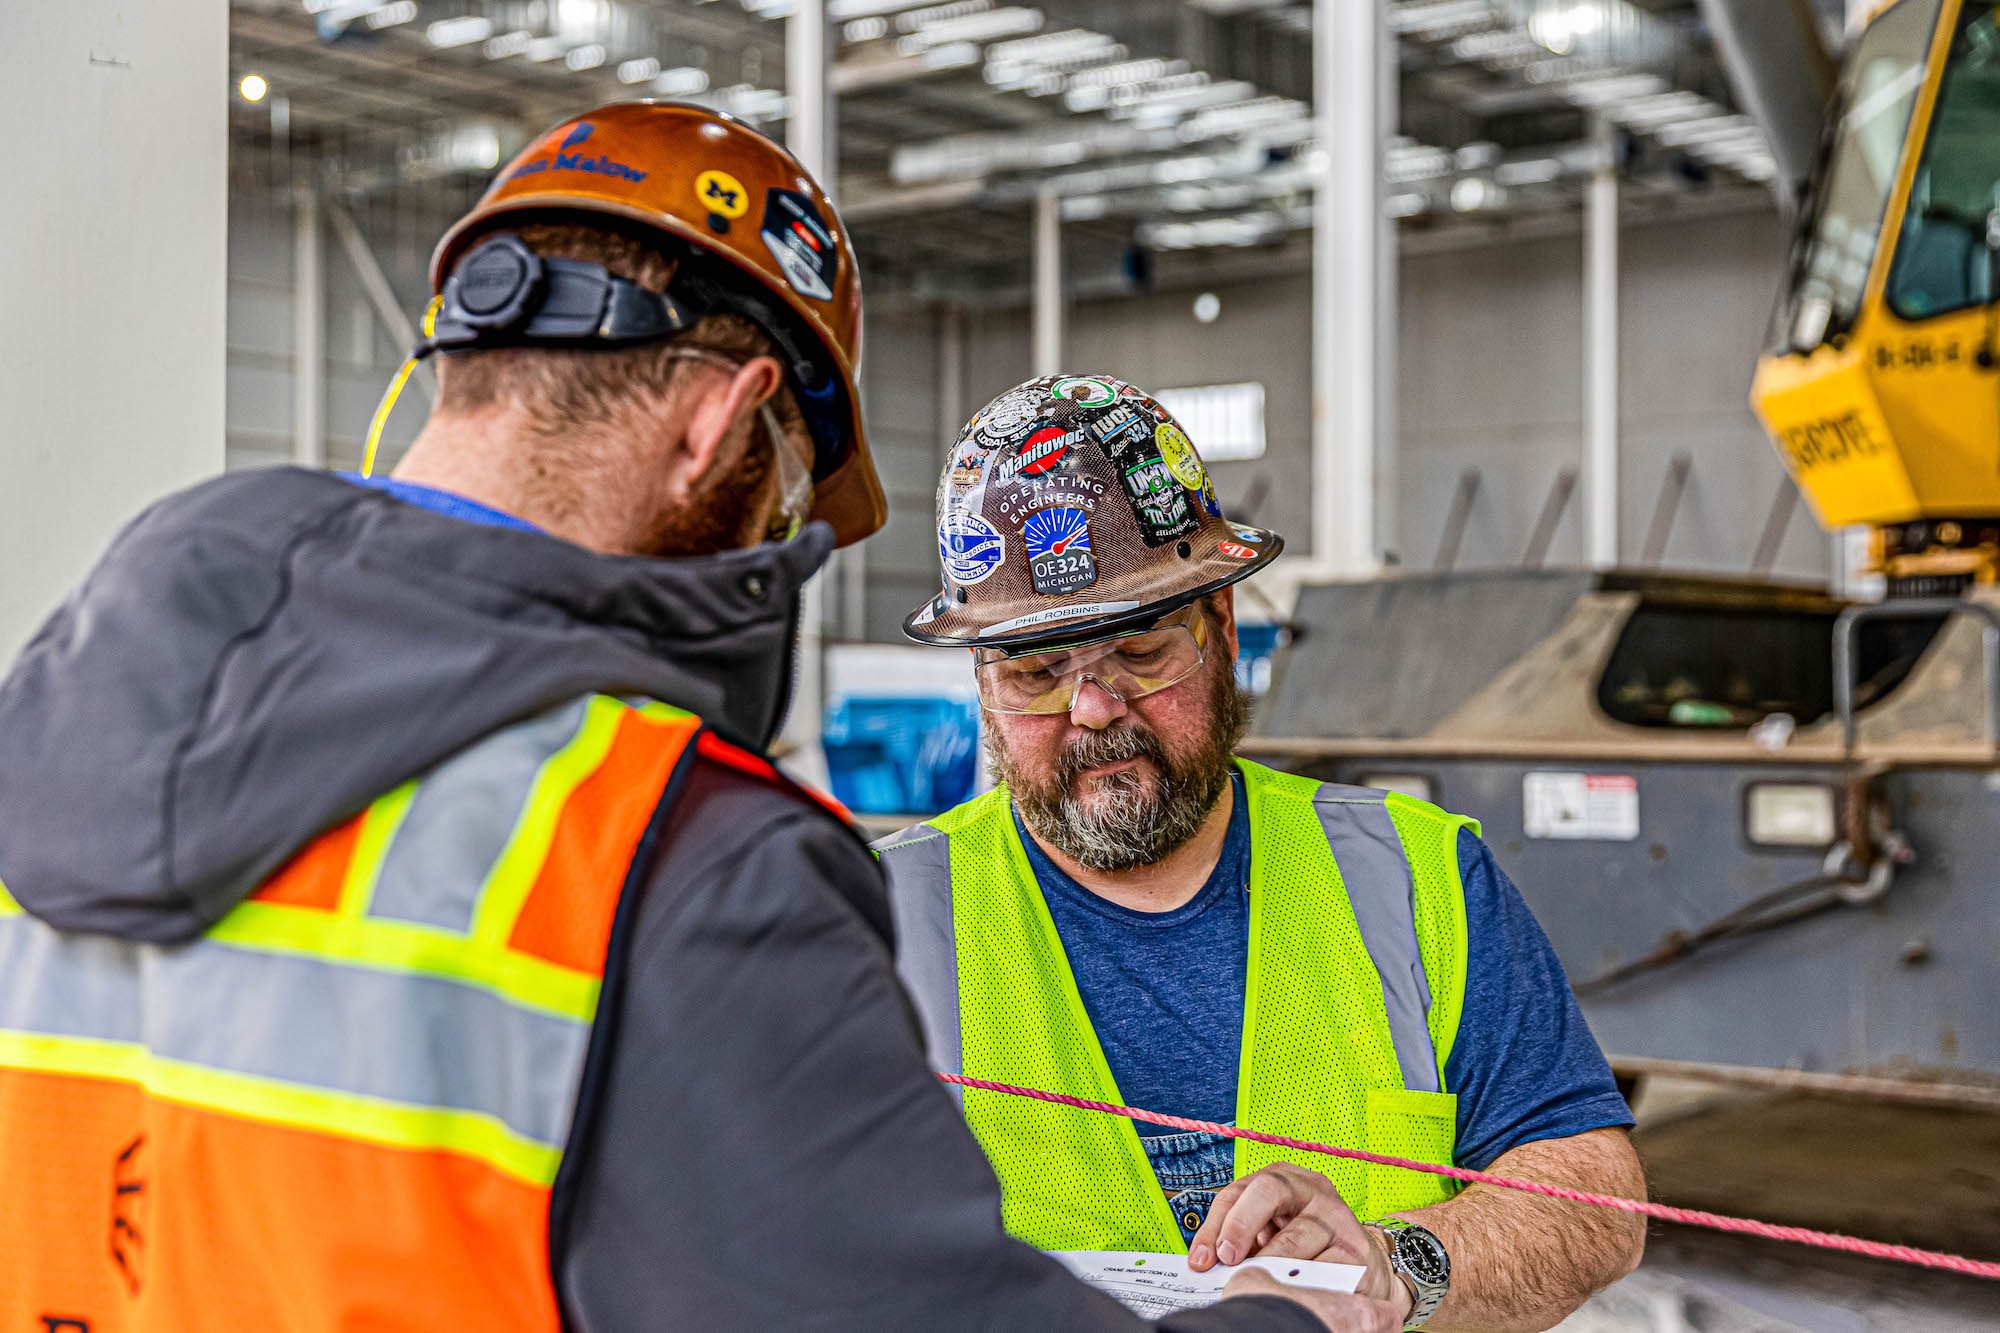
left=1556, top=1078, right=2000, bottom=1330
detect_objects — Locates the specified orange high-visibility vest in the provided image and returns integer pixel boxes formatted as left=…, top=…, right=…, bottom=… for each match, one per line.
left=0, top=693, right=795, bottom=1330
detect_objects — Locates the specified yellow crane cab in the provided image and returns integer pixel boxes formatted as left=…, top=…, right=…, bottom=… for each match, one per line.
left=1755, top=0, right=2000, bottom=595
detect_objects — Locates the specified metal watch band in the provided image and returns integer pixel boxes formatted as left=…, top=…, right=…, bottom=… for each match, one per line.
left=1367, top=1220, right=1450, bottom=1330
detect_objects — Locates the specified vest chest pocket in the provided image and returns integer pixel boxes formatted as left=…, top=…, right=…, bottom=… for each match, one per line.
left=1363, top=1087, right=1459, bottom=1218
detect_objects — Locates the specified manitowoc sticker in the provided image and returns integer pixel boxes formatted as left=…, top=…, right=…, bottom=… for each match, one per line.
left=997, top=426, right=1080, bottom=483
left=939, top=511, right=1005, bottom=586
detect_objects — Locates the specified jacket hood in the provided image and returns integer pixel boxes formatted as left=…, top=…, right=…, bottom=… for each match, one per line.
left=0, top=468, right=828, bottom=944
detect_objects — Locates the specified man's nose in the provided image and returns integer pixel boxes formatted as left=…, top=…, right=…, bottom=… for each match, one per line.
left=1068, top=676, right=1128, bottom=730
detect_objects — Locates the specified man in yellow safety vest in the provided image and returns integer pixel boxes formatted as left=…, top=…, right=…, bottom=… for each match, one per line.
left=878, top=374, right=1649, bottom=1331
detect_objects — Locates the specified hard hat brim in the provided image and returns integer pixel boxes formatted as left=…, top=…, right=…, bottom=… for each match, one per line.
left=902, top=524, right=1284, bottom=652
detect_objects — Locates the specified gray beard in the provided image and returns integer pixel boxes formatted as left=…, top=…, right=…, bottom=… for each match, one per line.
left=993, top=664, right=1249, bottom=872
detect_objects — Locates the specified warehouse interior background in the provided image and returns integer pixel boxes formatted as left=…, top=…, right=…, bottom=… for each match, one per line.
left=14, top=0, right=2000, bottom=1327
left=207, top=0, right=1851, bottom=650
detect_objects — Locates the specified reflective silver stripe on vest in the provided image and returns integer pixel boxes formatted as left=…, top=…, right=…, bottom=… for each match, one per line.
left=1312, top=784, right=1439, bottom=1093
left=874, top=823, right=962, bottom=1109
left=0, top=895, right=591, bottom=1151
left=366, top=697, right=593, bottom=931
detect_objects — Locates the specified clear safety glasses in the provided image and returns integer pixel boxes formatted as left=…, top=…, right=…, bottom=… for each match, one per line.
left=974, top=607, right=1210, bottom=716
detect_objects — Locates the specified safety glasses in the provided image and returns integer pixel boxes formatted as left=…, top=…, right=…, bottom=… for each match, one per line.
left=974, top=606, right=1210, bottom=715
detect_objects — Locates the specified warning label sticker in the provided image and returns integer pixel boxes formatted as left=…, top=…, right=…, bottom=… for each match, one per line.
left=1523, top=772, right=1639, bottom=841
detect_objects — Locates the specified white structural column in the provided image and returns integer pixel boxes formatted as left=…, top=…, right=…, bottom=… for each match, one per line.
left=1584, top=114, right=1621, bottom=569
left=939, top=303, right=967, bottom=446
left=784, top=0, right=835, bottom=785
left=1312, top=0, right=1391, bottom=574
left=293, top=182, right=326, bottom=469
left=0, top=2, right=226, bottom=660
left=1032, top=188, right=1065, bottom=376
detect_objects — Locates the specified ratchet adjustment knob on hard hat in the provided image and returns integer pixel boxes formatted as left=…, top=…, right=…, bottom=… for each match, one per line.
left=450, top=235, right=546, bottom=331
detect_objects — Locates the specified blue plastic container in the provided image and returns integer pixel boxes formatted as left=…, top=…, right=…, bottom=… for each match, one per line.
left=822, top=696, right=981, bottom=816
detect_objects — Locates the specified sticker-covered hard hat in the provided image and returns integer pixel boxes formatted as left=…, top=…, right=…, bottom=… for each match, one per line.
left=904, top=374, right=1283, bottom=650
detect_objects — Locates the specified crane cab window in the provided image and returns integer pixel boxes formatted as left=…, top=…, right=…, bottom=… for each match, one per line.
left=1777, top=0, right=1941, bottom=351
left=1888, top=1, right=2000, bottom=319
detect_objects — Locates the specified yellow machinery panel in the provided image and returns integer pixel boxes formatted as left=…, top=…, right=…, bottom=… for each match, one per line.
left=1755, top=306, right=2000, bottom=529
left=1754, top=0, right=2000, bottom=546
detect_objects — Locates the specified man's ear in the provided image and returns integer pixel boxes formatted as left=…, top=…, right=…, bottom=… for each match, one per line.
left=680, top=353, right=785, bottom=481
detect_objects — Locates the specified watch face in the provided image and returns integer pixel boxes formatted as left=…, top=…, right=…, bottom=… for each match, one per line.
left=1396, top=1228, right=1451, bottom=1285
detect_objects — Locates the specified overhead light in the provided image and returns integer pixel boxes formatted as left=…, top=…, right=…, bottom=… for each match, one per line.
left=653, top=65, right=710, bottom=95
left=427, top=16, right=494, bottom=47
left=1192, top=292, right=1221, bottom=323
left=618, top=57, right=662, bottom=84
left=1495, top=157, right=1563, bottom=185
left=565, top=43, right=608, bottom=70
left=1529, top=1, right=1606, bottom=55
left=526, top=36, right=569, bottom=61
left=447, top=122, right=503, bottom=170
left=364, top=1, right=418, bottom=28
left=831, top=0, right=951, bottom=14
left=922, top=41, right=982, bottom=69
left=1450, top=176, right=1503, bottom=211
left=483, top=30, right=533, bottom=59
left=1390, top=0, right=1495, bottom=37
left=1385, top=192, right=1430, bottom=218
left=844, top=16, right=890, bottom=40
left=238, top=73, right=269, bottom=103
left=897, top=6, right=1043, bottom=52
left=554, top=0, right=610, bottom=42
left=1140, top=210, right=1284, bottom=251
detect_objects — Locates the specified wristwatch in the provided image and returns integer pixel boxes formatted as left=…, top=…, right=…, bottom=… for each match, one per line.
left=1364, top=1219, right=1450, bottom=1330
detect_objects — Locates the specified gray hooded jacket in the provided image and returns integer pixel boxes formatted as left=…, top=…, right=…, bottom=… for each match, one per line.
left=0, top=469, right=1315, bottom=1332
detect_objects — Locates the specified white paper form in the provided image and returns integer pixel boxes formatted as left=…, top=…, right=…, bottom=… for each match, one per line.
left=1050, top=1251, right=1366, bottom=1318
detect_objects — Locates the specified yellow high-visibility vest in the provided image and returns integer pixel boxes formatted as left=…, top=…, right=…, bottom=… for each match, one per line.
left=878, top=759, right=1475, bottom=1252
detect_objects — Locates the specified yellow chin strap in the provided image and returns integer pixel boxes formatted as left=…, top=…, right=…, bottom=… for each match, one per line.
left=360, top=296, right=444, bottom=479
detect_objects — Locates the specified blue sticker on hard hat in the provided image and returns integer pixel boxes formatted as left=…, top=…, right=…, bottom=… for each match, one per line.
left=759, top=189, right=838, bottom=302
left=1089, top=403, right=1151, bottom=449
left=1229, top=524, right=1264, bottom=544
left=1025, top=507, right=1097, bottom=596
left=939, top=511, right=1005, bottom=586
left=1200, top=475, right=1223, bottom=518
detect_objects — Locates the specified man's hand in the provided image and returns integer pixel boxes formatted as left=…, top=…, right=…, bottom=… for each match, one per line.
left=1222, top=1266, right=1408, bottom=1331
left=1187, top=1163, right=1411, bottom=1320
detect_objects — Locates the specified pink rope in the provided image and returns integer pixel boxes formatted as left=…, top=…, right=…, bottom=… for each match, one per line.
left=938, top=1071, right=2000, bottom=1281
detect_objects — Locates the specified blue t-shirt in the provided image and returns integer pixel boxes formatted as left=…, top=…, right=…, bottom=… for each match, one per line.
left=1018, top=773, right=1633, bottom=1242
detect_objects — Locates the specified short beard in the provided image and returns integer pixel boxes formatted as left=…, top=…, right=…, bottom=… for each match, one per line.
left=646, top=431, right=774, bottom=557
left=991, top=656, right=1250, bottom=872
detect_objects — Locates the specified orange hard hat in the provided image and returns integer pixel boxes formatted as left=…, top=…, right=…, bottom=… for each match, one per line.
left=431, top=101, right=884, bottom=547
